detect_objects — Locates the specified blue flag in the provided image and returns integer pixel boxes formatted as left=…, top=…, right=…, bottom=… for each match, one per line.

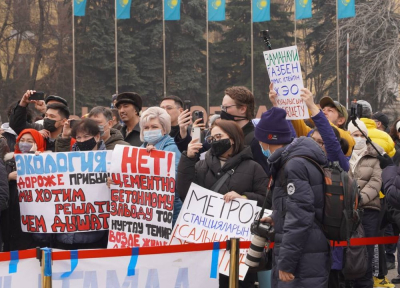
left=117, top=0, right=132, bottom=19
left=338, top=0, right=355, bottom=19
left=208, top=0, right=225, bottom=21
left=253, top=0, right=270, bottom=22
left=165, top=0, right=181, bottom=20
left=295, top=0, right=312, bottom=20
left=74, top=0, right=87, bottom=17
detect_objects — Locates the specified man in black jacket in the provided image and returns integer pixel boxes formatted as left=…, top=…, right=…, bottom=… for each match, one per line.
left=115, top=92, right=142, bottom=147
left=257, top=108, right=330, bottom=288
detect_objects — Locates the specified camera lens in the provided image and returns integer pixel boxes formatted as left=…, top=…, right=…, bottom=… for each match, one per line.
left=245, top=235, right=267, bottom=268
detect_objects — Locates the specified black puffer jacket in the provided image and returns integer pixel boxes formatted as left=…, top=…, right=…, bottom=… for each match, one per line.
left=176, top=146, right=267, bottom=206
left=268, top=137, right=330, bottom=288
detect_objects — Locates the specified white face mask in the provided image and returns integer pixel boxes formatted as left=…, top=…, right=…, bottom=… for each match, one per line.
left=353, top=137, right=367, bottom=150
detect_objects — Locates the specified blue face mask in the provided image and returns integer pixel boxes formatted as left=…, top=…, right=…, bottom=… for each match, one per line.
left=143, top=129, right=163, bottom=144
left=260, top=143, right=271, bottom=158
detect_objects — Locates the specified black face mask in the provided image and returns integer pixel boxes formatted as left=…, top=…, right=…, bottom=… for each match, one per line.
left=211, top=139, right=232, bottom=157
left=76, top=137, right=97, bottom=151
left=220, top=110, right=248, bottom=122
left=43, top=118, right=58, bottom=132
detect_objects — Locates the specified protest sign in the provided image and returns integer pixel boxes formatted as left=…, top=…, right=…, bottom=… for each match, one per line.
left=108, top=145, right=176, bottom=248
left=15, top=151, right=112, bottom=233
left=263, top=45, right=309, bottom=120
left=169, top=183, right=261, bottom=280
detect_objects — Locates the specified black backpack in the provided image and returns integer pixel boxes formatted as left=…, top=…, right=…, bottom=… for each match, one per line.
left=283, top=157, right=363, bottom=243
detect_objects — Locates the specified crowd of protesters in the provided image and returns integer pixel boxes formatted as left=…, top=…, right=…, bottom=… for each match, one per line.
left=0, top=87, right=400, bottom=288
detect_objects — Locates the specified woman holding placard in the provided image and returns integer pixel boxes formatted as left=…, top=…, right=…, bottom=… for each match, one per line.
left=139, top=107, right=182, bottom=226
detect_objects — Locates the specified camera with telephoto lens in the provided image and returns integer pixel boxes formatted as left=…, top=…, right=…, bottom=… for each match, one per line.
left=245, top=220, right=275, bottom=268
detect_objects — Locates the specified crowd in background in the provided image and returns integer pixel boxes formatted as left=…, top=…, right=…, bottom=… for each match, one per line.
left=0, top=87, right=400, bottom=288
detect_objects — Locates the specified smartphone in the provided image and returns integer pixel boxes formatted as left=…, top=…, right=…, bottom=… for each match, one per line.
left=30, top=91, right=45, bottom=101
left=69, top=119, right=77, bottom=128
left=184, top=100, right=191, bottom=112
left=193, top=111, right=204, bottom=124
left=191, top=127, right=201, bottom=143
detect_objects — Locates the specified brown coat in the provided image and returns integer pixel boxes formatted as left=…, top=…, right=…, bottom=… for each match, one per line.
left=349, top=143, right=383, bottom=211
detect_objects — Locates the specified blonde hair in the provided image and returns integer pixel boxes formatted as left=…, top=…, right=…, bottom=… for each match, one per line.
left=139, top=107, right=171, bottom=142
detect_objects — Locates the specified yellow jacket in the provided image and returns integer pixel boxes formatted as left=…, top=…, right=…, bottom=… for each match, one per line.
left=360, top=118, right=395, bottom=157
left=291, top=118, right=355, bottom=157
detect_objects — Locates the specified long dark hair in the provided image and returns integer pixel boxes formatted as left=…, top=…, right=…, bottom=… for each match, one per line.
left=212, top=120, right=244, bottom=157
left=311, top=126, right=349, bottom=155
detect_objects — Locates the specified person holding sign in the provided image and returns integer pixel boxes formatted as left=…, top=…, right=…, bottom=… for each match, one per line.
left=2, top=129, right=45, bottom=251
left=55, top=119, right=108, bottom=250
left=177, top=119, right=268, bottom=288
left=139, top=107, right=183, bottom=226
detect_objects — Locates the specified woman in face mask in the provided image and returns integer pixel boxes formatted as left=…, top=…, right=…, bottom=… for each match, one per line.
left=177, top=119, right=267, bottom=288
left=2, top=129, right=46, bottom=251
left=348, top=119, right=384, bottom=287
left=57, top=118, right=106, bottom=152
left=139, top=107, right=183, bottom=226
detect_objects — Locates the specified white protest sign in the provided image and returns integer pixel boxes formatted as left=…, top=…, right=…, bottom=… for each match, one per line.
left=263, top=45, right=309, bottom=120
left=52, top=250, right=218, bottom=288
left=169, top=183, right=261, bottom=280
left=108, top=145, right=176, bottom=248
left=0, top=257, right=40, bottom=288
left=15, top=151, right=112, bottom=233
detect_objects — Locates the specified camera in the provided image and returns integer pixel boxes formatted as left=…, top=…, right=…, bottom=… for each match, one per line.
left=245, top=220, right=274, bottom=268
left=350, top=101, right=363, bottom=121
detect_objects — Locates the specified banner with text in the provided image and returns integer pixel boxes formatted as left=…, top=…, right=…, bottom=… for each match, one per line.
left=263, top=45, right=309, bottom=120
left=108, top=145, right=175, bottom=248
left=169, top=183, right=260, bottom=280
left=15, top=151, right=112, bottom=233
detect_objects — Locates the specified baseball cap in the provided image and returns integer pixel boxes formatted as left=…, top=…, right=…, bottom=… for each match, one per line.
left=372, top=112, right=389, bottom=128
left=319, top=96, right=348, bottom=122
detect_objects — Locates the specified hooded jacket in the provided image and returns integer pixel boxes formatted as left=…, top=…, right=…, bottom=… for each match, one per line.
left=361, top=118, right=395, bottom=157
left=176, top=146, right=267, bottom=207
left=349, top=142, right=383, bottom=211
left=268, top=137, right=329, bottom=288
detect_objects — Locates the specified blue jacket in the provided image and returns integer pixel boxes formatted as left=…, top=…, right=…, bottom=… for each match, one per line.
left=141, top=135, right=182, bottom=226
left=268, top=137, right=330, bottom=288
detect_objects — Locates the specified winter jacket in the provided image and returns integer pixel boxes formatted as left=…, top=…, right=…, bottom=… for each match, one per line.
left=9, top=102, right=43, bottom=135
left=310, top=110, right=349, bottom=171
left=141, top=135, right=183, bottom=225
left=121, top=123, right=142, bottom=147
left=349, top=143, right=383, bottom=211
left=56, top=140, right=107, bottom=246
left=268, top=137, right=330, bottom=288
left=55, top=129, right=129, bottom=151
left=0, top=160, right=9, bottom=211
left=176, top=146, right=268, bottom=207
left=2, top=153, right=37, bottom=251
left=392, top=141, right=400, bottom=166
left=291, top=117, right=355, bottom=157
left=361, top=118, right=395, bottom=157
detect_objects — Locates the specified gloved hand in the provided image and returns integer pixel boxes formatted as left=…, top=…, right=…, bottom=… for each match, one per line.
left=377, top=154, right=394, bottom=169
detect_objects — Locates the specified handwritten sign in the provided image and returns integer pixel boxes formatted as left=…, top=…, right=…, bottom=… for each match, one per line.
left=15, top=151, right=112, bottom=233
left=108, top=145, right=175, bottom=248
left=169, top=183, right=260, bottom=280
left=263, top=46, right=309, bottom=120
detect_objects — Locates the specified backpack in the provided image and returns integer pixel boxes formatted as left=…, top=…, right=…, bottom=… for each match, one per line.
left=283, top=156, right=363, bottom=243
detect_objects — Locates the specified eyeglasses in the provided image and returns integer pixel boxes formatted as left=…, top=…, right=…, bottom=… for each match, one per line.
left=220, top=105, right=237, bottom=112
left=206, top=133, right=226, bottom=144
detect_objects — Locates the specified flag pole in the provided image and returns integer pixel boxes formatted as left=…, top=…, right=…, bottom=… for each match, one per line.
left=346, top=33, right=349, bottom=109
left=163, top=0, right=167, bottom=97
left=72, top=0, right=76, bottom=115
left=206, top=0, right=210, bottom=114
left=250, top=0, right=254, bottom=95
left=336, top=0, right=340, bottom=102
left=115, top=0, right=119, bottom=95
left=294, top=0, right=297, bottom=46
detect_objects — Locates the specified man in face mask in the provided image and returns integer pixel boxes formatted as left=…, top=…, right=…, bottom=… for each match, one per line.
left=40, top=103, right=69, bottom=151
left=88, top=106, right=129, bottom=150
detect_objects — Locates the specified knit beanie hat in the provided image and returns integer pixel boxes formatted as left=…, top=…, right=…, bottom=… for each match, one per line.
left=348, top=119, right=368, bottom=136
left=255, top=107, right=292, bottom=144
